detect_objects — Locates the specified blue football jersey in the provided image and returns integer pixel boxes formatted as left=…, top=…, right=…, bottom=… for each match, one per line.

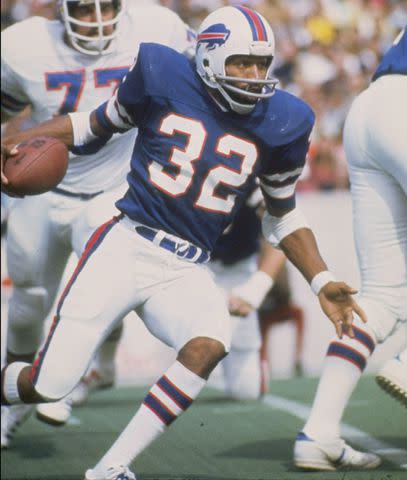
left=372, top=27, right=407, bottom=82
left=96, top=43, right=314, bottom=252
left=212, top=180, right=262, bottom=264
left=211, top=202, right=261, bottom=264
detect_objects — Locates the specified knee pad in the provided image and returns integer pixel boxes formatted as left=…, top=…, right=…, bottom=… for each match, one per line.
left=326, top=316, right=377, bottom=372
left=7, top=286, right=49, bottom=355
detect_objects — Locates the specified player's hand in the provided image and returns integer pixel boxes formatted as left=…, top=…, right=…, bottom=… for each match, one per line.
left=228, top=294, right=254, bottom=317
left=1, top=143, right=18, bottom=185
left=318, top=281, right=367, bottom=339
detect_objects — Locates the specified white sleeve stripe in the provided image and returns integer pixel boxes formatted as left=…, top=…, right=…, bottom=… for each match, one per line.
left=114, top=100, right=134, bottom=127
left=104, top=95, right=134, bottom=131
left=260, top=179, right=298, bottom=199
left=261, top=166, right=303, bottom=183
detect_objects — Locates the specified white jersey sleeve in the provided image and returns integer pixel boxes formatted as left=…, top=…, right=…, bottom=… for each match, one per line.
left=1, top=18, right=43, bottom=117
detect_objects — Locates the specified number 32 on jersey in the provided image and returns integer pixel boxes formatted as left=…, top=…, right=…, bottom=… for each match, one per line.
left=149, top=113, right=258, bottom=214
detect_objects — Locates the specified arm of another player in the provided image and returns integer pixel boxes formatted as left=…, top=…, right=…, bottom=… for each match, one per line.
left=229, top=240, right=286, bottom=317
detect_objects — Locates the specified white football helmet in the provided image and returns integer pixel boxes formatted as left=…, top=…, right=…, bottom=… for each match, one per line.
left=59, top=0, right=124, bottom=56
left=196, top=6, right=277, bottom=114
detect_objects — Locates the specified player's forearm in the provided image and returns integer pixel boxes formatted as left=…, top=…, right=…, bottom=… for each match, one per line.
left=257, top=238, right=286, bottom=278
left=2, top=115, right=74, bottom=149
left=279, top=227, right=328, bottom=283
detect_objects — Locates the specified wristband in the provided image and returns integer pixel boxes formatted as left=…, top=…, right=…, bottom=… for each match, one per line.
left=68, top=111, right=97, bottom=146
left=231, top=270, right=274, bottom=309
left=310, top=271, right=336, bottom=295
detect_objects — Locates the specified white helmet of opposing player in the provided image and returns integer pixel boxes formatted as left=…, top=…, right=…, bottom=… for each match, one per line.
left=59, top=0, right=124, bottom=56
left=196, top=6, right=277, bottom=114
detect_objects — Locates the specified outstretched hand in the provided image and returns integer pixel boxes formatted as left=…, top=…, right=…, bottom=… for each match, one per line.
left=228, top=294, right=253, bottom=317
left=318, top=281, right=367, bottom=338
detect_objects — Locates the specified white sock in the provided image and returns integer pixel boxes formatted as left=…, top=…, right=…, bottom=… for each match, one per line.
left=303, top=323, right=376, bottom=441
left=93, top=361, right=206, bottom=473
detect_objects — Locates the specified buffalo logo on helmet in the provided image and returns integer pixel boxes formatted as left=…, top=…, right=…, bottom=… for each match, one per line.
left=197, top=24, right=231, bottom=50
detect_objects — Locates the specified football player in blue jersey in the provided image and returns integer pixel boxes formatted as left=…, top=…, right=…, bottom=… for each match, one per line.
left=1, top=6, right=367, bottom=480
left=294, top=28, right=407, bottom=471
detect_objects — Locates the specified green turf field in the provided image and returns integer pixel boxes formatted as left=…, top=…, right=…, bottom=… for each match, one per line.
left=1, top=376, right=406, bottom=480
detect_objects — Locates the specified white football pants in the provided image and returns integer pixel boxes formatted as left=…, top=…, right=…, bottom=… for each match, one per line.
left=208, top=256, right=262, bottom=400
left=343, top=74, right=407, bottom=342
left=6, top=183, right=127, bottom=355
left=31, top=216, right=231, bottom=400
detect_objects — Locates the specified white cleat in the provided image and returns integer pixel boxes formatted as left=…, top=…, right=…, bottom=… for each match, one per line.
left=293, top=432, right=382, bottom=471
left=36, top=397, right=72, bottom=426
left=376, top=355, right=407, bottom=408
left=70, top=368, right=115, bottom=407
left=1, top=404, right=33, bottom=449
left=84, top=465, right=136, bottom=480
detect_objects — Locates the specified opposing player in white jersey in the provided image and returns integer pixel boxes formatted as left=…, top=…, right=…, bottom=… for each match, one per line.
left=0, top=0, right=195, bottom=448
left=1, top=7, right=367, bottom=480
left=294, top=28, right=407, bottom=471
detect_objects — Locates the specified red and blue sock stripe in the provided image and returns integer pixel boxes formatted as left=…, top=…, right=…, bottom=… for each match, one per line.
left=353, top=326, right=375, bottom=354
left=157, top=375, right=192, bottom=410
left=143, top=392, right=177, bottom=426
left=143, top=374, right=193, bottom=426
left=327, top=342, right=367, bottom=372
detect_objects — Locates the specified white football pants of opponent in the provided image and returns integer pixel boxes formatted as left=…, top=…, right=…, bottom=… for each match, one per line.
left=300, top=73, right=407, bottom=443
left=346, top=74, right=407, bottom=343
left=207, top=256, right=262, bottom=400
left=5, top=182, right=127, bottom=361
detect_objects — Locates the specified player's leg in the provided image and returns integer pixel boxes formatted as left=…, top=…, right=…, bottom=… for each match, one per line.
left=366, top=74, right=407, bottom=409
left=292, top=305, right=305, bottom=376
left=5, top=195, right=72, bottom=365
left=85, top=258, right=231, bottom=478
left=2, top=194, right=72, bottom=447
left=69, top=324, right=123, bottom=407
left=38, top=186, right=128, bottom=423
left=208, top=257, right=263, bottom=398
left=294, top=80, right=407, bottom=470
left=1, top=217, right=138, bottom=406
left=221, top=311, right=262, bottom=400
left=69, top=184, right=128, bottom=404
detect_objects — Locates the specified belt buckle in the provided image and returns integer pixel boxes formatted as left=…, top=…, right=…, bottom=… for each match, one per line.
left=175, top=241, right=190, bottom=259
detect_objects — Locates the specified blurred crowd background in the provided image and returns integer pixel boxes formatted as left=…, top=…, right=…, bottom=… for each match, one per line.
left=1, top=0, right=406, bottom=191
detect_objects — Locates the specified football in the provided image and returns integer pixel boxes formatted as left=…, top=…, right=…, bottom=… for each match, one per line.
left=3, top=136, right=69, bottom=196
